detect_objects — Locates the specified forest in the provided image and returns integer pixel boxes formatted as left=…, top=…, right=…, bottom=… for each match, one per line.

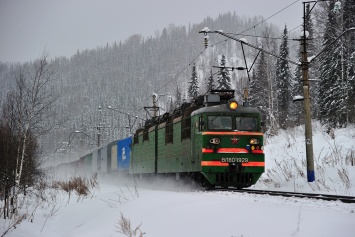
left=0, top=1, right=354, bottom=209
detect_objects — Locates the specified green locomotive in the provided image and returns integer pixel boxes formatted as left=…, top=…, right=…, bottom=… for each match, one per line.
left=130, top=90, right=264, bottom=188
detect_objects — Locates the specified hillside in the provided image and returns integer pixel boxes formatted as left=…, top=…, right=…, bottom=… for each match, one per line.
left=0, top=12, right=286, bottom=159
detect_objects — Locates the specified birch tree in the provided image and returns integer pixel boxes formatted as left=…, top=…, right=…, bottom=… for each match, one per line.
left=1, top=53, right=57, bottom=218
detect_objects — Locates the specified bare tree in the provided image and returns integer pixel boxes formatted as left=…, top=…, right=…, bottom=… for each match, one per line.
left=0, top=53, right=57, bottom=218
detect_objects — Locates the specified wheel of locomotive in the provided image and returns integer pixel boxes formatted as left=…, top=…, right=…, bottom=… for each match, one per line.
left=198, top=173, right=214, bottom=189
left=186, top=173, right=200, bottom=189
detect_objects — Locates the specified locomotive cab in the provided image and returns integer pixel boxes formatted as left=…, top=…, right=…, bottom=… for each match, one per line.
left=191, top=90, right=265, bottom=188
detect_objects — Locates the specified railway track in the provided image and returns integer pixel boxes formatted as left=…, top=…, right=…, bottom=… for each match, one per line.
left=212, top=188, right=355, bottom=203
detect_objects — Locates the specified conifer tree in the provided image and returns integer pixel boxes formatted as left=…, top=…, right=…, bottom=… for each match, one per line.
left=319, top=2, right=346, bottom=128
left=249, top=51, right=269, bottom=122
left=188, top=63, right=199, bottom=99
left=275, top=25, right=292, bottom=129
left=206, top=69, right=215, bottom=92
left=343, top=0, right=355, bottom=123
left=347, top=51, right=355, bottom=123
left=216, top=54, right=232, bottom=90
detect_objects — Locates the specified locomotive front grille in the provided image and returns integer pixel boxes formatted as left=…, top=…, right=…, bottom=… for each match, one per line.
left=216, top=172, right=233, bottom=183
left=216, top=172, right=252, bottom=187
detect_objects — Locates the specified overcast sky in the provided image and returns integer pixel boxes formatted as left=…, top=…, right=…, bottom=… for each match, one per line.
left=0, top=0, right=304, bottom=63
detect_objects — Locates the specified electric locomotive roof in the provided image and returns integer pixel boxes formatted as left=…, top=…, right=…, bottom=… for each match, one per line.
left=191, top=104, right=260, bottom=116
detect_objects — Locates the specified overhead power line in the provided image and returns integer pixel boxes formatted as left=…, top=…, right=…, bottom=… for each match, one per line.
left=238, top=0, right=300, bottom=35
left=137, top=0, right=303, bottom=113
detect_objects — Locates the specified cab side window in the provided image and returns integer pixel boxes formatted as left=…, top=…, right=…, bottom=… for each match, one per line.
left=199, top=116, right=205, bottom=131
left=181, top=117, right=191, bottom=140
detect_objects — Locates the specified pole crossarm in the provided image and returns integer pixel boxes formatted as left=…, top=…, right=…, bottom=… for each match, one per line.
left=200, top=27, right=355, bottom=67
left=199, top=30, right=299, bottom=66
left=68, top=131, right=97, bottom=146
left=212, top=66, right=247, bottom=70
left=107, top=106, right=142, bottom=134
left=107, top=107, right=136, bottom=119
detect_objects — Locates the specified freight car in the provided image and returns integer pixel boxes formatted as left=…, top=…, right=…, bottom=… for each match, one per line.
left=56, top=137, right=132, bottom=176
left=57, top=90, right=265, bottom=189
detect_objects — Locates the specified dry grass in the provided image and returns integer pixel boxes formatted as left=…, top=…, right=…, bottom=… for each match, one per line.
left=52, top=174, right=98, bottom=197
left=116, top=212, right=145, bottom=237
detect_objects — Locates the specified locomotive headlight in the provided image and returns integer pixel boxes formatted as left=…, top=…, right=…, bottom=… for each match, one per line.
left=228, top=100, right=238, bottom=111
left=250, top=138, right=260, bottom=144
left=210, top=138, right=220, bottom=144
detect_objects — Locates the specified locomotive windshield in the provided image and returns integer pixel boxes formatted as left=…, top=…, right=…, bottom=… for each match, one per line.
left=236, top=117, right=257, bottom=131
left=206, top=115, right=258, bottom=131
left=207, top=116, right=232, bottom=130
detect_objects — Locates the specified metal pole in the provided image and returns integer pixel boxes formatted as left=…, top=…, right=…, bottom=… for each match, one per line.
left=153, top=94, right=158, bottom=118
left=301, top=2, right=315, bottom=182
left=127, top=115, right=131, bottom=134
left=97, top=126, right=100, bottom=147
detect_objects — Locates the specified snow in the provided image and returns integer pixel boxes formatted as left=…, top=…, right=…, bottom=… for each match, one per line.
left=239, top=38, right=248, bottom=43
left=200, top=27, right=210, bottom=33
left=307, top=55, right=316, bottom=62
left=293, top=95, right=304, bottom=101
left=300, top=30, right=309, bottom=38
left=2, top=122, right=355, bottom=237
left=3, top=181, right=354, bottom=237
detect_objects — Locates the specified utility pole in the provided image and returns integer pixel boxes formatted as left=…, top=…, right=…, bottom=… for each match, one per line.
left=97, top=126, right=101, bottom=147
left=153, top=94, right=158, bottom=118
left=299, top=0, right=353, bottom=182
left=301, top=2, right=314, bottom=182
left=143, top=94, right=169, bottom=121
left=98, top=106, right=102, bottom=147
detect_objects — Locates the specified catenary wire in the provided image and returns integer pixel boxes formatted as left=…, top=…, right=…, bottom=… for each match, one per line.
left=137, top=0, right=305, bottom=115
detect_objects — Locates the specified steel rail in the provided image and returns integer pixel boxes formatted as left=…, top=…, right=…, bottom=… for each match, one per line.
left=211, top=188, right=355, bottom=204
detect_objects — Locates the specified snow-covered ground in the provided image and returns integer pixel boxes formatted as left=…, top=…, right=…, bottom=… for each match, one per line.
left=258, top=122, right=355, bottom=195
left=1, top=122, right=355, bottom=237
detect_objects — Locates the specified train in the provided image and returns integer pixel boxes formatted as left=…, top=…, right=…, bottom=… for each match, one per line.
left=57, top=90, right=265, bottom=189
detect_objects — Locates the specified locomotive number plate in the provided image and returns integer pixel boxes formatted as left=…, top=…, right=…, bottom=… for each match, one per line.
left=221, top=157, right=249, bottom=163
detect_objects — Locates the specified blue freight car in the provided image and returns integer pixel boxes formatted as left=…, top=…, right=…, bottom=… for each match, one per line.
left=117, top=137, right=131, bottom=171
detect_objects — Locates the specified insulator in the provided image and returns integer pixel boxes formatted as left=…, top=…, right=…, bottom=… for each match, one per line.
left=204, top=36, right=209, bottom=49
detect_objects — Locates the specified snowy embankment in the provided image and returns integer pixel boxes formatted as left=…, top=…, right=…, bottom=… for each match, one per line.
left=1, top=121, right=355, bottom=237
left=256, top=121, right=355, bottom=195
left=3, top=180, right=354, bottom=237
